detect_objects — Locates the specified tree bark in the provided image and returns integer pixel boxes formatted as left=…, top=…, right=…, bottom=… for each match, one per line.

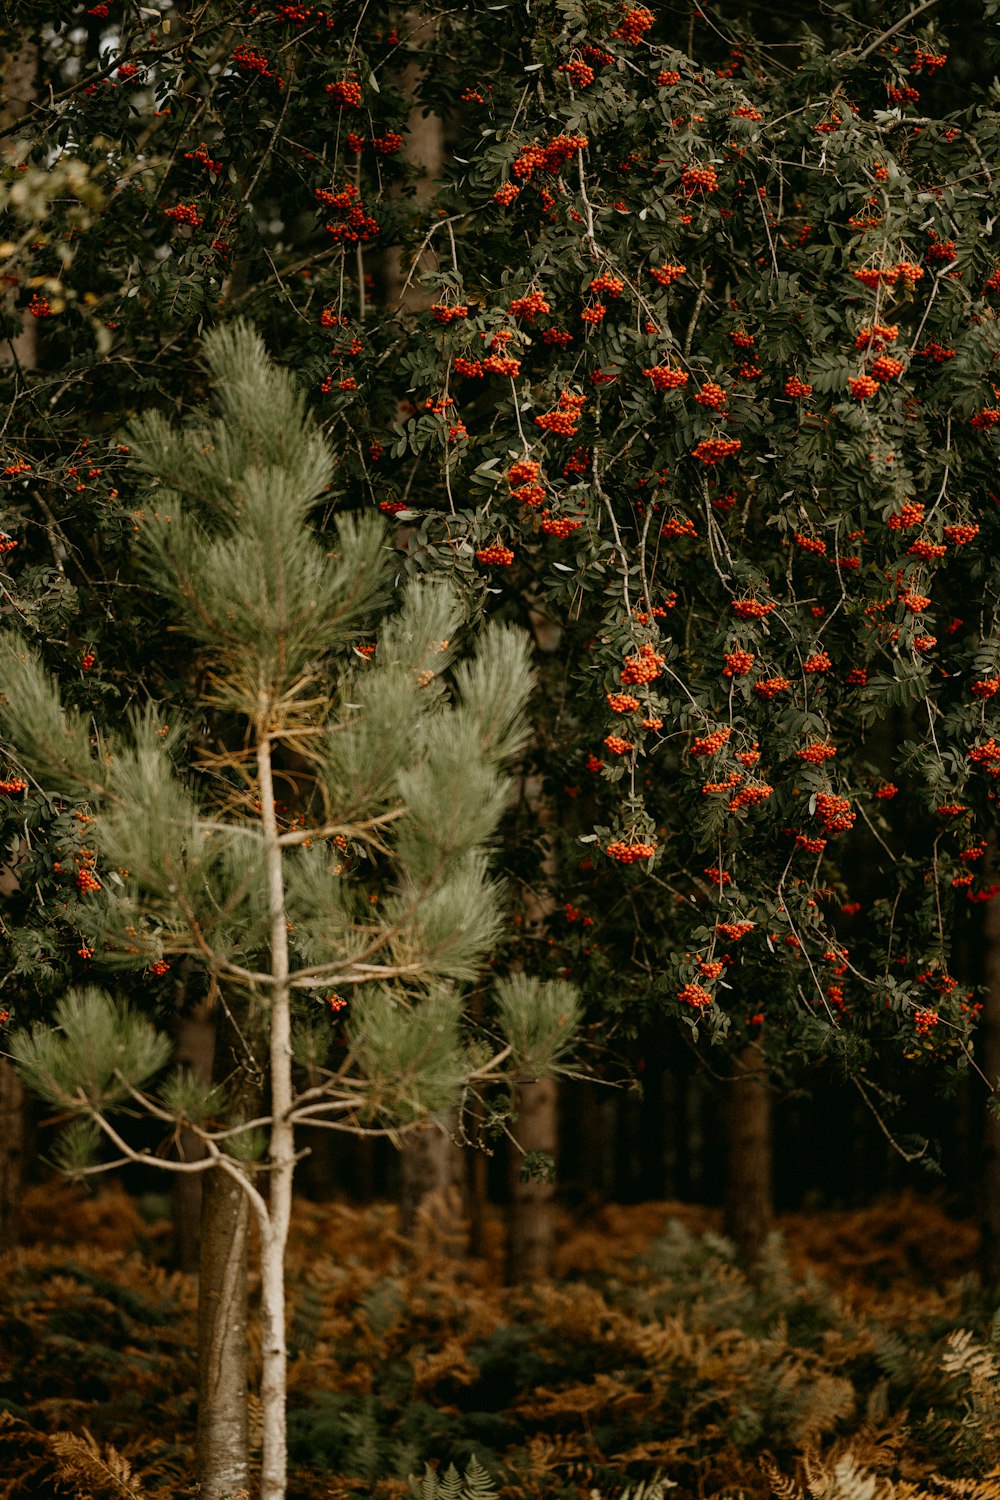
left=174, top=993, right=215, bottom=1272
left=398, top=1117, right=467, bottom=1254
left=981, top=891, right=1000, bottom=1285
left=197, top=1165, right=252, bottom=1500
left=507, top=1074, right=558, bottom=1284
left=722, top=1043, right=773, bottom=1267
left=0, top=1061, right=25, bottom=1257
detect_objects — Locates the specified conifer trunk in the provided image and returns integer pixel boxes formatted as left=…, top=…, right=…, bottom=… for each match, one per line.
left=197, top=1165, right=251, bottom=1499
left=258, top=731, right=295, bottom=1500
left=723, top=1043, right=773, bottom=1266
left=174, top=991, right=215, bottom=1272
left=507, top=1075, right=558, bottom=1283
left=0, top=1062, right=25, bottom=1256
left=981, top=890, right=1000, bottom=1285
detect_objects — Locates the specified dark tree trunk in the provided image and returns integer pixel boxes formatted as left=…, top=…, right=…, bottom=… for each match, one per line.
left=197, top=1166, right=252, bottom=1500
left=0, top=1061, right=25, bottom=1256
left=173, top=993, right=215, bottom=1272
left=398, top=1119, right=467, bottom=1254
left=722, top=1044, right=773, bottom=1267
left=507, top=1075, right=558, bottom=1283
left=981, top=892, right=1000, bottom=1285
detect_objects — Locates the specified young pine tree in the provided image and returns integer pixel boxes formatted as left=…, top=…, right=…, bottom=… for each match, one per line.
left=0, top=324, right=579, bottom=1500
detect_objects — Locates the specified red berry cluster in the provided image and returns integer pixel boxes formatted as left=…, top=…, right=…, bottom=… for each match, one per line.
left=535, top=390, right=585, bottom=435
left=969, top=738, right=1000, bottom=769
left=795, top=533, right=826, bottom=555
left=326, top=78, right=362, bottom=108
left=815, top=793, right=855, bottom=833
left=590, top=272, right=624, bottom=296
left=732, top=597, right=774, bottom=619
left=0, top=533, right=18, bottom=554
left=803, top=651, right=831, bottom=673
left=926, top=234, right=957, bottom=263
left=543, top=328, right=573, bottom=346
left=316, top=183, right=379, bottom=243
left=888, top=500, right=925, bottom=529
left=232, top=45, right=283, bottom=84
left=81, top=649, right=96, bottom=671
left=971, top=678, right=1000, bottom=698
left=476, top=543, right=514, bottom=566
left=694, top=381, right=727, bottom=410
left=607, top=692, right=640, bottom=713
left=848, top=374, right=879, bottom=400
left=612, top=4, right=655, bottom=44
left=603, top=734, right=633, bottom=755
left=729, top=780, right=773, bottom=810
left=874, top=782, right=898, bottom=798
left=510, top=290, right=551, bottom=320
left=796, top=834, right=827, bottom=852
left=431, top=303, right=469, bottom=323
left=681, top=164, right=719, bottom=195
left=643, top=363, right=688, bottom=391
left=870, top=354, right=904, bottom=381
left=513, top=133, right=589, bottom=181
left=540, top=514, right=582, bottom=538
left=944, top=523, right=979, bottom=545
left=853, top=262, right=924, bottom=288
left=657, top=69, right=681, bottom=86
left=691, top=437, right=741, bottom=465
left=914, top=1008, right=939, bottom=1036
left=606, top=839, right=656, bottom=863
left=621, top=643, right=665, bottom=684
left=558, top=59, right=595, bottom=87
left=855, top=322, right=899, bottom=350
left=454, top=357, right=483, bottom=378
left=723, top=649, right=754, bottom=677
left=0, top=777, right=27, bottom=794
left=149, top=958, right=170, bottom=977
left=729, top=330, right=755, bottom=349
left=690, top=726, right=731, bottom=757
left=483, top=353, right=521, bottom=376
left=677, top=981, right=713, bottom=1009
left=649, top=262, right=686, bottom=286
left=717, top=920, right=754, bottom=940
left=908, top=538, right=947, bottom=561
left=971, top=408, right=1000, bottom=429
left=184, top=142, right=223, bottom=174
left=703, top=771, right=741, bottom=794
left=754, top=676, right=790, bottom=700
left=493, top=183, right=521, bottom=206
left=164, top=203, right=203, bottom=227
left=661, top=515, right=697, bottom=539
left=785, top=377, right=813, bottom=399
left=796, top=741, right=837, bottom=763
left=581, top=302, right=607, bottom=325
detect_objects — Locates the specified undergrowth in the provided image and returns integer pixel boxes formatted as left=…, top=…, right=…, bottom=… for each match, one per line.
left=0, top=1185, right=997, bottom=1499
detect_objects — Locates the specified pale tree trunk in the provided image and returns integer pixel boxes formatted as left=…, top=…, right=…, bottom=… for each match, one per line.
left=722, top=1043, right=773, bottom=1267
left=197, top=1166, right=251, bottom=1500
left=507, top=1075, right=558, bottom=1284
left=380, top=11, right=443, bottom=313
left=195, top=998, right=262, bottom=1498
left=258, top=733, right=295, bottom=1500
left=981, top=891, right=1000, bottom=1285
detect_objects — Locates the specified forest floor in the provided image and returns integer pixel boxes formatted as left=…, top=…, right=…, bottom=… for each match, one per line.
left=1, top=1185, right=998, bottom=1499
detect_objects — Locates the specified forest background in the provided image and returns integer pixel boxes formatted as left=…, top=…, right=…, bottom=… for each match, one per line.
left=4, top=0, right=1000, bottom=1496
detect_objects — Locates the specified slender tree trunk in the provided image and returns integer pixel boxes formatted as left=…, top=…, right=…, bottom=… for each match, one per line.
left=507, top=1074, right=558, bottom=1284
left=197, top=1165, right=251, bottom=1500
left=258, top=732, right=295, bottom=1500
left=981, top=891, right=1000, bottom=1285
left=174, top=992, right=215, bottom=1272
left=0, top=1061, right=25, bottom=1257
left=722, top=1043, right=773, bottom=1267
